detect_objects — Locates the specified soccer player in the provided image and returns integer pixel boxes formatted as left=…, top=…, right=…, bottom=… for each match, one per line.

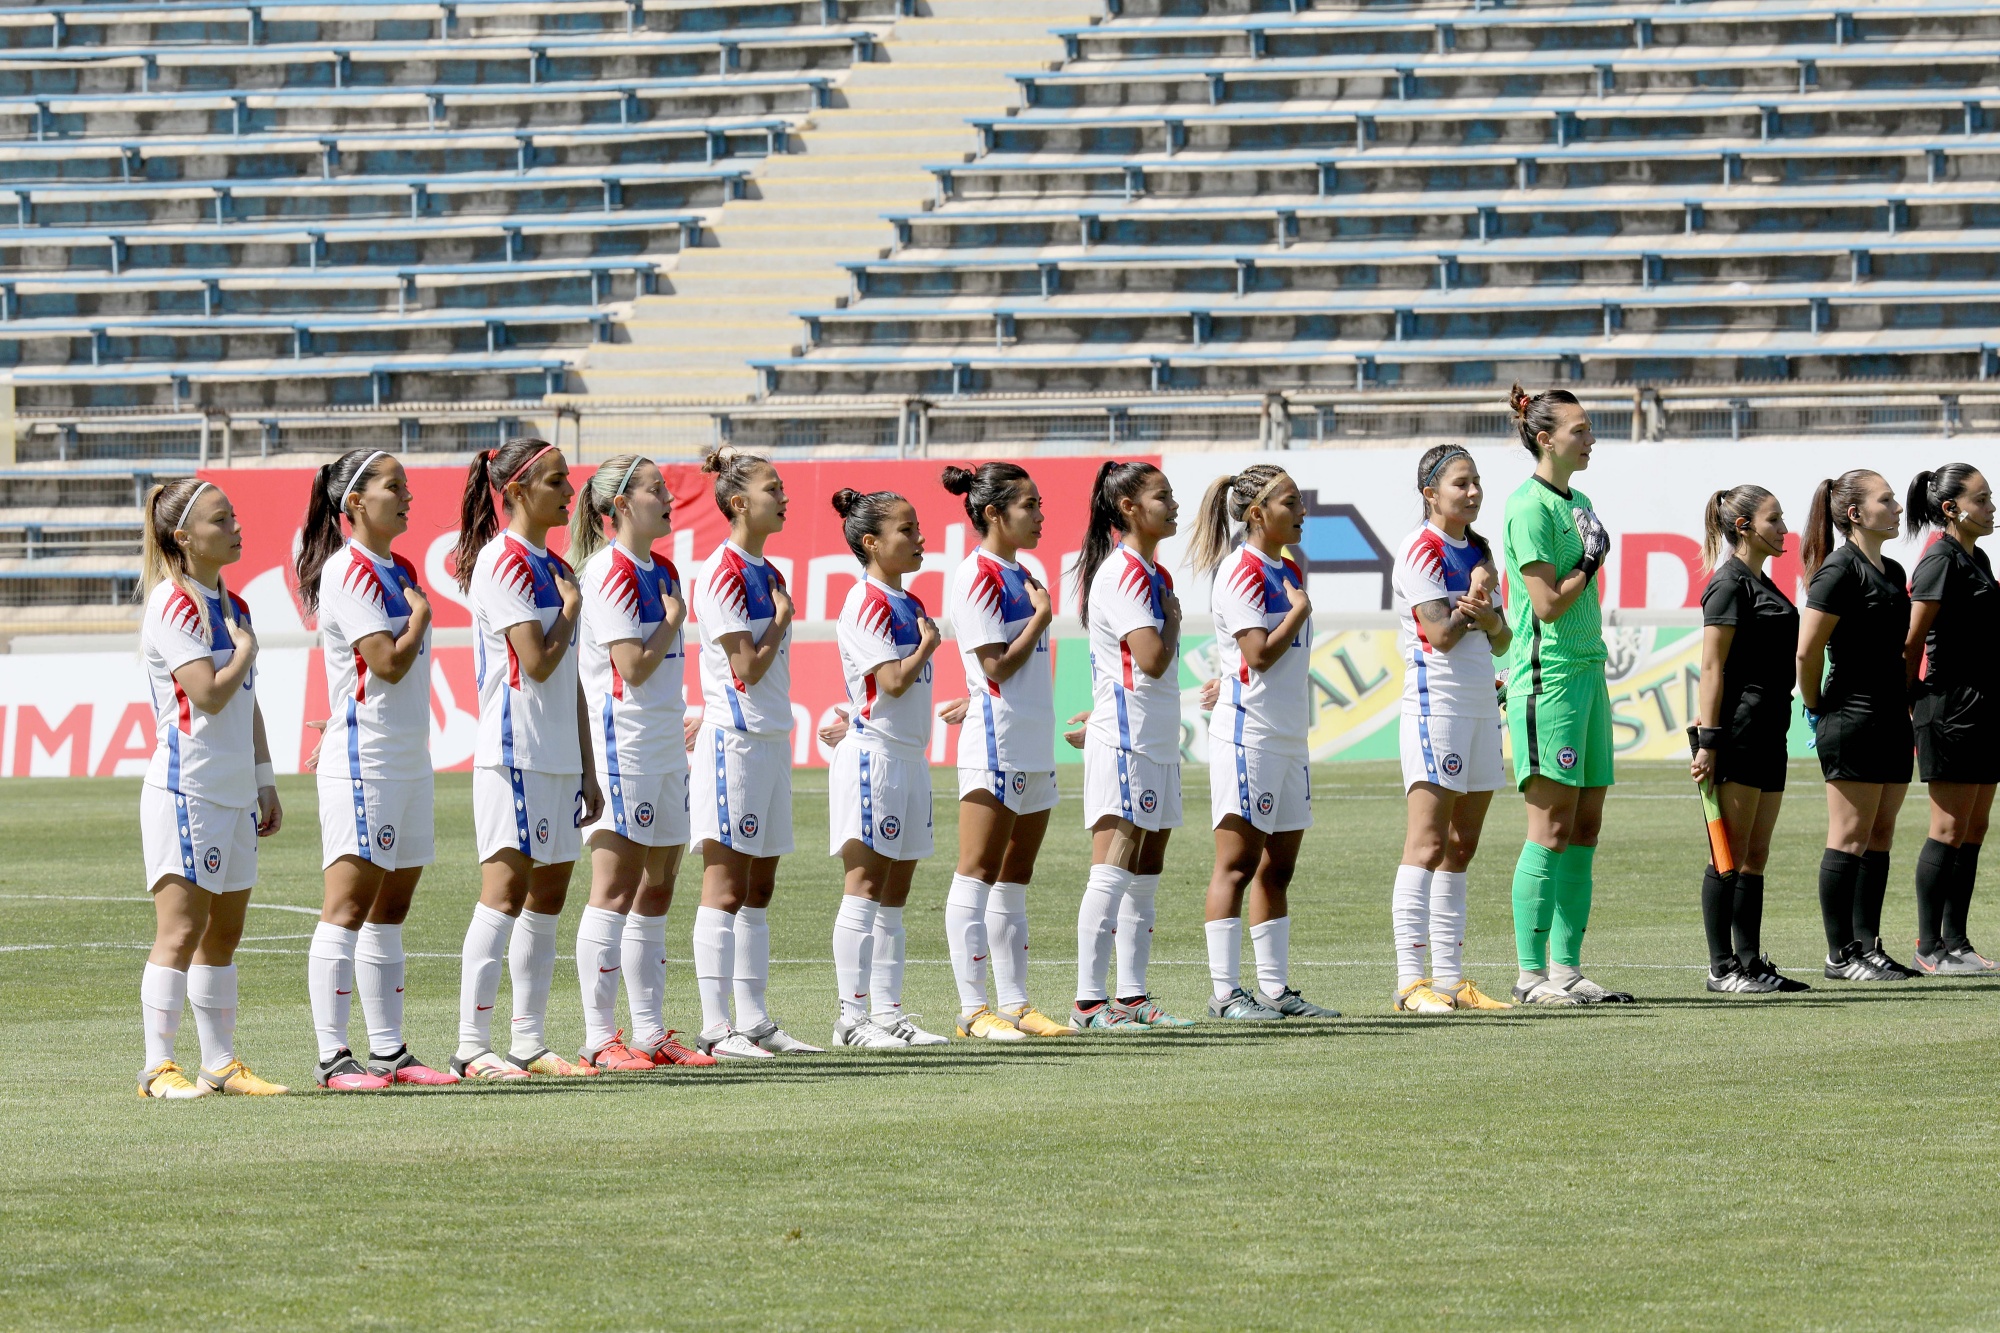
left=569, top=455, right=717, bottom=1069
left=1387, top=446, right=1516, bottom=1014
left=1190, top=465, right=1340, bottom=1022
left=940, top=462, right=1069, bottom=1041
left=450, top=438, right=606, bottom=1080
left=689, top=449, right=819, bottom=1058
left=1690, top=485, right=1808, bottom=994
left=296, top=450, right=458, bottom=1089
left=1500, top=383, right=1633, bottom=1005
left=1903, top=464, right=2000, bottom=973
left=826, top=488, right=949, bottom=1048
left=1071, top=461, right=1194, bottom=1030
left=1797, top=469, right=1916, bottom=982
left=136, top=479, right=288, bottom=1098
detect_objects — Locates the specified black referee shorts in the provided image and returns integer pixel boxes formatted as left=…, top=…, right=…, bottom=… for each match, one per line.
left=1915, top=684, right=2000, bottom=785
left=1713, top=707, right=1790, bottom=793
left=1815, top=700, right=1915, bottom=786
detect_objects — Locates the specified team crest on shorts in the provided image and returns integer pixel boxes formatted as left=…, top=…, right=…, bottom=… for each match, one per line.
left=739, top=813, right=759, bottom=839
left=1011, top=771, right=1027, bottom=795
left=202, top=846, right=222, bottom=874
left=634, top=802, right=654, bottom=829
left=535, top=818, right=550, bottom=844
left=1255, top=791, right=1275, bottom=816
left=880, top=815, right=901, bottom=840
left=1556, top=746, right=1578, bottom=771
left=376, top=824, right=396, bottom=851
left=1138, top=789, right=1158, bottom=814
left=1441, top=752, right=1464, bottom=778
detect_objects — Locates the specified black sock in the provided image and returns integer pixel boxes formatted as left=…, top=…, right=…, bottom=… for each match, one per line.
left=1115, top=995, right=1146, bottom=1006
left=1855, top=848, right=1892, bottom=944
left=1944, top=842, right=1982, bottom=951
left=1819, top=849, right=1865, bottom=957
left=1733, top=872, right=1765, bottom=967
left=1075, top=998, right=1105, bottom=1013
left=1914, top=838, right=1956, bottom=956
left=1701, top=867, right=1738, bottom=971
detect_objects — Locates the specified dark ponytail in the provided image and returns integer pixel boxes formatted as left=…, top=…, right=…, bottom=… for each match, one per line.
left=1509, top=381, right=1581, bottom=458
left=941, top=461, right=1032, bottom=535
left=1074, top=460, right=1161, bottom=627
left=1701, top=483, right=1772, bottom=571
left=296, top=448, right=394, bottom=617
left=453, top=436, right=557, bottom=591
left=1906, top=463, right=1981, bottom=538
left=1801, top=469, right=1878, bottom=578
left=830, top=487, right=905, bottom=563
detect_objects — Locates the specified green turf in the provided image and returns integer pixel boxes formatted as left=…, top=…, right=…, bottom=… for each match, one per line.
left=5, top=762, right=2000, bottom=1330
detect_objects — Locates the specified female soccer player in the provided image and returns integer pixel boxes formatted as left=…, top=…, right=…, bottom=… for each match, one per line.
left=1797, top=469, right=1915, bottom=982
left=136, top=478, right=287, bottom=1098
left=1903, top=463, right=2000, bottom=974
left=1387, top=446, right=1516, bottom=1014
left=450, top=438, right=605, bottom=1080
left=1190, top=465, right=1340, bottom=1022
left=1071, top=461, right=1193, bottom=1030
left=689, top=448, right=818, bottom=1058
left=1501, top=383, right=1633, bottom=1006
left=296, top=449, right=457, bottom=1089
left=1690, top=485, right=1807, bottom=994
left=569, top=454, right=716, bottom=1069
left=940, top=462, right=1068, bottom=1041
left=825, top=488, right=949, bottom=1048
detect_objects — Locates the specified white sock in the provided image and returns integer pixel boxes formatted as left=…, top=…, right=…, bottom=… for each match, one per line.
left=575, top=904, right=626, bottom=1059
left=1430, top=870, right=1468, bottom=988
left=140, top=962, right=186, bottom=1070
left=1250, top=915, right=1290, bottom=1000
left=1392, top=864, right=1435, bottom=988
left=307, top=921, right=359, bottom=1062
left=870, top=904, right=906, bottom=1020
left=1205, top=917, right=1243, bottom=1003
left=1551, top=961, right=1583, bottom=987
left=733, top=905, right=771, bottom=1031
left=355, top=922, right=405, bottom=1058
left=457, top=902, right=514, bottom=1059
left=507, top=909, right=560, bottom=1061
left=1115, top=872, right=1159, bottom=1000
left=622, top=911, right=669, bottom=1049
left=691, top=905, right=736, bottom=1037
left=187, top=962, right=237, bottom=1073
left=833, top=895, right=879, bottom=1022
left=945, top=873, right=992, bottom=1017
left=987, top=881, right=1031, bottom=1011
left=1076, top=864, right=1131, bottom=1002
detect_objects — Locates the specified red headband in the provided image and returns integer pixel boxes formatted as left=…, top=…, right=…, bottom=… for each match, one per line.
left=493, top=443, right=560, bottom=493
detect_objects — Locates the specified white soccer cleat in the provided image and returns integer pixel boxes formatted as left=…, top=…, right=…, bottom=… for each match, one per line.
left=832, top=1015, right=908, bottom=1049
left=741, top=1018, right=824, bottom=1054
left=877, top=1013, right=949, bottom=1046
left=1511, top=977, right=1585, bottom=1006
left=1559, top=974, right=1636, bottom=1004
left=696, top=1027, right=774, bottom=1061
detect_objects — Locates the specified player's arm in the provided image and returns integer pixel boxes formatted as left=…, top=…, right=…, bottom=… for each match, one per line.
left=1517, top=559, right=1593, bottom=624
left=1690, top=623, right=1735, bottom=783
left=1905, top=599, right=1940, bottom=691
left=353, top=583, right=431, bottom=685
left=1795, top=609, right=1838, bottom=713
left=973, top=578, right=1053, bottom=686
left=251, top=702, right=282, bottom=836
left=575, top=687, right=602, bottom=825
left=171, top=618, right=258, bottom=714
left=1236, top=581, right=1312, bottom=671
left=875, top=617, right=942, bottom=698
left=504, top=567, right=581, bottom=683
left=1412, top=597, right=1479, bottom=653
left=716, top=584, right=792, bottom=687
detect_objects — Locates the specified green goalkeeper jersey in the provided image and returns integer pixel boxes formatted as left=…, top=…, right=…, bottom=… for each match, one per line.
left=1503, top=474, right=1608, bottom=678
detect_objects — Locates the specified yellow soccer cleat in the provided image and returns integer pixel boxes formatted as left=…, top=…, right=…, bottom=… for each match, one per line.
left=506, top=1048, right=599, bottom=1077
left=1445, top=978, right=1514, bottom=1011
left=955, top=1007, right=1028, bottom=1042
left=138, top=1060, right=208, bottom=1100
left=1393, top=980, right=1456, bottom=1015
left=199, top=1059, right=289, bottom=1096
left=1000, top=1004, right=1072, bottom=1037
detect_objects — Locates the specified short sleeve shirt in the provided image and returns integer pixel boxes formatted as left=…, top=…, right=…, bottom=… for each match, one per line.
left=836, top=577, right=933, bottom=761
left=318, top=543, right=432, bottom=782
left=949, top=550, right=1054, bottom=772
left=1085, top=544, right=1182, bottom=762
left=1700, top=555, right=1798, bottom=726
left=693, top=540, right=793, bottom=737
left=470, top=532, right=580, bottom=773
left=1502, top=475, right=1607, bottom=676
left=142, top=580, right=257, bottom=807
left=1804, top=543, right=1910, bottom=710
left=1392, top=522, right=1501, bottom=720
left=579, top=541, right=686, bottom=777
left=1208, top=543, right=1314, bottom=758
left=1909, top=538, right=2000, bottom=691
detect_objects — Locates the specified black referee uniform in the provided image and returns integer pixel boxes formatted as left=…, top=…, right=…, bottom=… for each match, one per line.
left=1701, top=554, right=1800, bottom=793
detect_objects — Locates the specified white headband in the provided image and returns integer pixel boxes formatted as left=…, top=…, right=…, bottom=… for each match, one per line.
left=173, top=481, right=211, bottom=532
left=338, top=451, right=390, bottom=515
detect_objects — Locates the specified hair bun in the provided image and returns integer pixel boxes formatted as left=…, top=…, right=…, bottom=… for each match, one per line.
left=700, top=447, right=731, bottom=475
left=829, top=487, right=861, bottom=517
left=1508, top=382, right=1531, bottom=416
left=939, top=465, right=975, bottom=495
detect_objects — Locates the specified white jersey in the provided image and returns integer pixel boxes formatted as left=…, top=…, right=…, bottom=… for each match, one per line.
left=470, top=532, right=581, bottom=772
left=579, top=540, right=687, bottom=777
left=694, top=540, right=792, bottom=737
left=1209, top=543, right=1313, bottom=759
left=836, top=576, right=932, bottom=762
left=1392, top=522, right=1502, bottom=720
left=316, top=543, right=432, bottom=782
left=949, top=549, right=1054, bottom=772
left=1085, top=543, right=1182, bottom=762
left=141, top=579, right=257, bottom=808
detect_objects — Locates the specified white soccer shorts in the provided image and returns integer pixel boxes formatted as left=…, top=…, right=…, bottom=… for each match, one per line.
left=829, top=743, right=935, bottom=861
left=689, top=725, right=795, bottom=858
left=1400, top=711, right=1510, bottom=794
left=1207, top=742, right=1313, bottom=834
left=473, top=765, right=584, bottom=865
left=1081, top=737, right=1182, bottom=832
left=317, top=774, right=436, bottom=871
left=584, top=766, right=691, bottom=849
left=142, top=784, right=257, bottom=894
left=956, top=765, right=1060, bottom=816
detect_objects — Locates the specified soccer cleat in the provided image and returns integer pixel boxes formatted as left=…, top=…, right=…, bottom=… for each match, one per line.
left=1558, top=975, right=1636, bottom=1004
left=1706, top=961, right=1779, bottom=994
left=832, top=1015, right=908, bottom=1049
left=450, top=1050, right=529, bottom=1081
left=999, top=1003, right=1072, bottom=1037
left=1260, top=986, right=1339, bottom=1018
left=1913, top=946, right=1946, bottom=976
left=1743, top=956, right=1811, bottom=992
left=1209, top=987, right=1286, bottom=1021
left=1826, top=943, right=1900, bottom=982
left=1444, top=979, right=1513, bottom=1010
left=1939, top=943, right=2000, bottom=974
left=1865, top=938, right=1921, bottom=979
left=138, top=1060, right=208, bottom=1100
left=958, top=1007, right=1030, bottom=1042
left=1070, top=1000, right=1142, bottom=1031
left=316, top=1048, right=391, bottom=1091
left=878, top=1014, right=950, bottom=1046
left=368, top=1046, right=460, bottom=1085
left=640, top=1032, right=716, bottom=1067
left=506, top=1048, right=599, bottom=1078
left=1112, top=995, right=1196, bottom=1028
left=199, top=1059, right=288, bottom=1096
left=695, top=1028, right=774, bottom=1061
left=740, top=1019, right=824, bottom=1055
left=1511, top=977, right=1585, bottom=1006
left=584, top=1032, right=656, bottom=1072
left=1394, top=980, right=1456, bottom=1014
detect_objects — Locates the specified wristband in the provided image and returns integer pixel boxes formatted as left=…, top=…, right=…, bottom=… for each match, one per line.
left=1576, top=551, right=1602, bottom=581
left=256, top=762, right=276, bottom=788
left=1695, top=727, right=1724, bottom=752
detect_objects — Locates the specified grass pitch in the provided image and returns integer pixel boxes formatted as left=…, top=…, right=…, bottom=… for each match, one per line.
left=5, top=761, right=2000, bottom=1331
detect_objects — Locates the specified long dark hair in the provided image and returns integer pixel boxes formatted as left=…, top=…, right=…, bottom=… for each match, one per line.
left=1414, top=444, right=1490, bottom=558
left=297, top=449, right=397, bottom=618
left=452, top=437, right=558, bottom=591
left=1701, top=484, right=1773, bottom=571
left=830, top=487, right=904, bottom=563
left=1074, top=460, right=1161, bottom=627
left=1906, top=463, right=1982, bottom=538
left=1509, top=381, right=1581, bottom=458
left=940, top=461, right=1032, bottom=536
left=1800, top=469, right=1880, bottom=578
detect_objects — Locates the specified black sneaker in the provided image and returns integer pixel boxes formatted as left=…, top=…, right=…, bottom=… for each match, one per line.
left=1864, top=937, right=1921, bottom=979
left=1707, top=960, right=1779, bottom=994
left=1747, top=954, right=1812, bottom=993
left=1826, top=943, right=1899, bottom=981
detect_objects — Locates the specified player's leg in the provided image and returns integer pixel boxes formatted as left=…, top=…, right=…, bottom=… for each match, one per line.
left=991, top=802, right=1066, bottom=1034
left=1436, top=789, right=1509, bottom=1010
left=832, top=840, right=903, bottom=1048
left=1820, top=780, right=1896, bottom=980
left=506, top=853, right=597, bottom=1077
left=1204, top=816, right=1283, bottom=1021
left=948, top=789, right=1009, bottom=1035
left=1513, top=776, right=1580, bottom=1004
left=575, top=830, right=653, bottom=1070
left=1247, top=828, right=1334, bottom=1018
left=1114, top=825, right=1193, bottom=1027
left=356, top=866, right=455, bottom=1082
left=691, top=842, right=769, bottom=1060
left=874, top=853, right=947, bottom=1046
left=1547, top=784, right=1630, bottom=1002
left=1076, top=814, right=1142, bottom=1029
left=626, top=842, right=708, bottom=1065
left=1394, top=782, right=1454, bottom=1013
left=190, top=886, right=286, bottom=1095
left=140, top=876, right=210, bottom=1098
left=311, top=855, right=391, bottom=1089
left=1938, top=784, right=1997, bottom=970
left=1701, top=781, right=1768, bottom=993
left=1857, top=782, right=1915, bottom=975
left=735, top=851, right=819, bottom=1055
